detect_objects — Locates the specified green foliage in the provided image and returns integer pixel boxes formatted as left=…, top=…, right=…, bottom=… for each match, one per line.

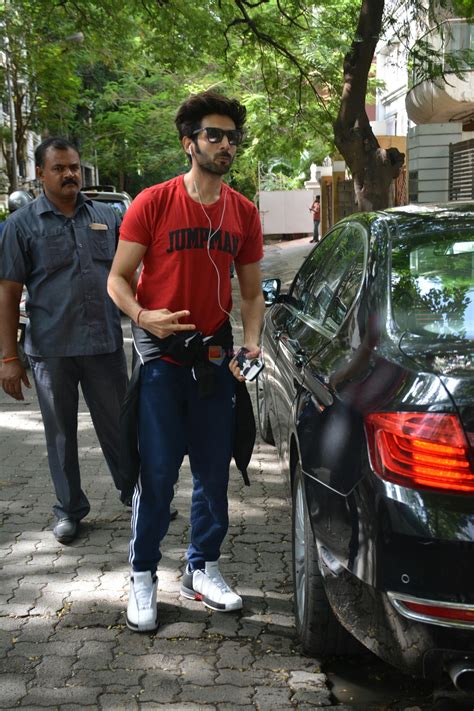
left=452, top=0, right=474, bottom=19
left=79, top=65, right=189, bottom=193
left=2, top=0, right=471, bottom=198
left=0, top=0, right=138, bottom=189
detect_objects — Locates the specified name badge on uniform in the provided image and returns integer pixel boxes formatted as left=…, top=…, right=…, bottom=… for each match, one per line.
left=89, top=223, right=108, bottom=230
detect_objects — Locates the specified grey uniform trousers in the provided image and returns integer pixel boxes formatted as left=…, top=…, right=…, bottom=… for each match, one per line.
left=29, top=349, right=128, bottom=520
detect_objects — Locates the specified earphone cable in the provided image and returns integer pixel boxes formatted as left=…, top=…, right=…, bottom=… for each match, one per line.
left=194, top=181, right=235, bottom=324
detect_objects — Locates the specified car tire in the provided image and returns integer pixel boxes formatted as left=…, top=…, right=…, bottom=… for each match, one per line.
left=292, top=462, right=357, bottom=656
left=256, top=372, right=275, bottom=445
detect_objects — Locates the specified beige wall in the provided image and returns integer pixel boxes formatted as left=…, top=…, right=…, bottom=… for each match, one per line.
left=258, top=190, right=314, bottom=236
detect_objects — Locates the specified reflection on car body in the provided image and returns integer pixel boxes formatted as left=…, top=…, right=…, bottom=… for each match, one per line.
left=258, top=203, right=474, bottom=693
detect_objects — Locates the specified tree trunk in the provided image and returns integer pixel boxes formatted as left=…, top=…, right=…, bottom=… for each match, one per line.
left=333, top=0, right=405, bottom=211
left=1, top=146, right=14, bottom=193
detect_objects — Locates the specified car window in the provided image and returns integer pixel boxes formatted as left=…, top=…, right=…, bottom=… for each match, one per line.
left=305, top=223, right=367, bottom=334
left=290, top=226, right=346, bottom=311
left=391, top=222, right=474, bottom=342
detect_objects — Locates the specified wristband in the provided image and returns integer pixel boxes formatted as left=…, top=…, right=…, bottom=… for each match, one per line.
left=136, top=308, right=147, bottom=326
left=1, top=356, right=19, bottom=364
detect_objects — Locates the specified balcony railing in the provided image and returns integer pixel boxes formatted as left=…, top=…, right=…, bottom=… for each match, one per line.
left=410, top=19, right=474, bottom=88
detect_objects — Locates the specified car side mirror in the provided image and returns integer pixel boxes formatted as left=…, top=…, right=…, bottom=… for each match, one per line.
left=262, top=278, right=281, bottom=306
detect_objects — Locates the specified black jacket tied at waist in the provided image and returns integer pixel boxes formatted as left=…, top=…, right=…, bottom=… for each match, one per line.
left=117, top=319, right=256, bottom=503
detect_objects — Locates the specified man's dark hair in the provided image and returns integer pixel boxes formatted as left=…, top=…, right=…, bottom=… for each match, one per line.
left=175, top=90, right=247, bottom=139
left=35, top=137, right=81, bottom=168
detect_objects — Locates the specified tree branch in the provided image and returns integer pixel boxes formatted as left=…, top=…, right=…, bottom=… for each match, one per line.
left=275, top=0, right=308, bottom=31
left=336, top=0, right=384, bottom=129
left=230, top=0, right=330, bottom=118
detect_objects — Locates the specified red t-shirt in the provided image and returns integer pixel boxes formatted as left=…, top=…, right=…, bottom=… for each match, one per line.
left=311, top=201, right=321, bottom=221
left=120, top=175, right=264, bottom=336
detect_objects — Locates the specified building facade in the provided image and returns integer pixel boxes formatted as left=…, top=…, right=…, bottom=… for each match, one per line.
left=375, top=8, right=474, bottom=203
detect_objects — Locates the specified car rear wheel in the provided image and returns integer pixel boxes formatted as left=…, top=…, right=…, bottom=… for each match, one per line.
left=256, top=372, right=274, bottom=445
left=292, top=462, right=357, bottom=656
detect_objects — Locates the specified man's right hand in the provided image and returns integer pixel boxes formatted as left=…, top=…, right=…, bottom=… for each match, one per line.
left=0, top=360, right=31, bottom=401
left=139, top=309, right=196, bottom=339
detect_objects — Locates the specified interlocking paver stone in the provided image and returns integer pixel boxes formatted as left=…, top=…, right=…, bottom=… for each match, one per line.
left=252, top=686, right=293, bottom=710
left=180, top=654, right=218, bottom=684
left=98, top=694, right=140, bottom=710
left=139, top=674, right=182, bottom=702
left=21, top=687, right=103, bottom=706
left=0, top=674, right=29, bottom=709
left=291, top=688, right=333, bottom=706
left=179, top=684, right=254, bottom=705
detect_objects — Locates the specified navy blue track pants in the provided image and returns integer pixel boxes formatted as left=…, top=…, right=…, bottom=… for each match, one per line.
left=130, top=358, right=236, bottom=573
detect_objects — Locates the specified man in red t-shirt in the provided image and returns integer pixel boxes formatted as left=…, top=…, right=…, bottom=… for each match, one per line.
left=108, top=91, right=265, bottom=632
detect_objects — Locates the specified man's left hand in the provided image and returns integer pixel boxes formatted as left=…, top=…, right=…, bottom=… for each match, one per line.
left=229, top=344, right=260, bottom=382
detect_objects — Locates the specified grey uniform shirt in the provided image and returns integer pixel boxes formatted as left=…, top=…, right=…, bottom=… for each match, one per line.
left=0, top=192, right=123, bottom=357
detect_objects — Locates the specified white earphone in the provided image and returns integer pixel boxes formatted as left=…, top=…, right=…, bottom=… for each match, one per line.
left=193, top=180, right=233, bottom=323
left=188, top=147, right=192, bottom=156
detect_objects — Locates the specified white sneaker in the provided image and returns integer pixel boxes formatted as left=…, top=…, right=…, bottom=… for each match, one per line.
left=126, top=571, right=158, bottom=632
left=180, top=561, right=243, bottom=612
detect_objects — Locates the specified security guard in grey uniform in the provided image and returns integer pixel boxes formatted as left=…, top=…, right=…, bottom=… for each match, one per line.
left=0, top=137, right=128, bottom=544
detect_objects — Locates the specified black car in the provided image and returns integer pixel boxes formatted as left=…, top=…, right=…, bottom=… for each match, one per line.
left=258, top=204, right=474, bottom=693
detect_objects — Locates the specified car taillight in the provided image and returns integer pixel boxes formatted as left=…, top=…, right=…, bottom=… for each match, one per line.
left=365, top=412, right=474, bottom=492
left=388, top=592, right=474, bottom=629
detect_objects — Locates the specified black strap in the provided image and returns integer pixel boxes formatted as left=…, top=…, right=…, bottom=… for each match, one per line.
left=132, top=319, right=234, bottom=397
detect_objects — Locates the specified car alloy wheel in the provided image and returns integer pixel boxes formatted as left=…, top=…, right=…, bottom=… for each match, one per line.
left=293, top=464, right=307, bottom=630
left=291, top=462, right=358, bottom=656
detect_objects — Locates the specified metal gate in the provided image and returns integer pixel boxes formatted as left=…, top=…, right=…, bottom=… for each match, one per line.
left=324, top=170, right=408, bottom=233
left=338, top=179, right=356, bottom=218
left=449, top=139, right=474, bottom=201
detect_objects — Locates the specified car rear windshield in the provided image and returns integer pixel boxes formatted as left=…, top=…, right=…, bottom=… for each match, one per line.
left=391, top=217, right=474, bottom=342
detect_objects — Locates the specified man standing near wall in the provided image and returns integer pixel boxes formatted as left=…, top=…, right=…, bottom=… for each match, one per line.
left=310, top=195, right=321, bottom=242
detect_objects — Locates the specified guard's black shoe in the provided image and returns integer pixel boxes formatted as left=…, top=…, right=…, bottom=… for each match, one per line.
left=53, top=517, right=78, bottom=544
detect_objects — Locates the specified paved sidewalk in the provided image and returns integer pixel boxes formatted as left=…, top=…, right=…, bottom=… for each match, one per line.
left=0, top=238, right=352, bottom=709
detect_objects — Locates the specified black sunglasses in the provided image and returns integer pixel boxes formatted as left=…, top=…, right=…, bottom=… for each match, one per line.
left=192, top=126, right=244, bottom=146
